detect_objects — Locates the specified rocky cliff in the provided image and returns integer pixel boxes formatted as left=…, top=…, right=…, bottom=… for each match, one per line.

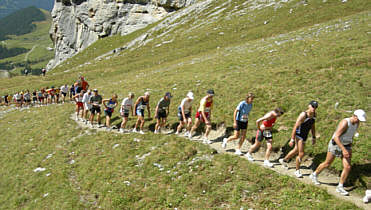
left=47, top=0, right=195, bottom=70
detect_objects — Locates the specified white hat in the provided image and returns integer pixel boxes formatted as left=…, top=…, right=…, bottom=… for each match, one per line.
left=144, top=91, right=150, bottom=96
left=354, top=109, right=366, bottom=122
left=187, top=92, right=194, bottom=100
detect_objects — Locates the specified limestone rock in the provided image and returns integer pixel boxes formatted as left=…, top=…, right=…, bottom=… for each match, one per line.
left=47, top=0, right=195, bottom=70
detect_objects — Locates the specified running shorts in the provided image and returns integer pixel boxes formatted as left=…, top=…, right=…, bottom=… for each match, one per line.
left=156, top=110, right=167, bottom=119
left=90, top=106, right=101, bottom=114
left=136, top=109, right=144, bottom=117
left=77, top=102, right=83, bottom=108
left=328, top=140, right=352, bottom=158
left=195, top=111, right=210, bottom=122
left=178, top=111, right=191, bottom=121
left=256, top=129, right=273, bottom=142
left=105, top=109, right=113, bottom=117
left=234, top=120, right=248, bottom=131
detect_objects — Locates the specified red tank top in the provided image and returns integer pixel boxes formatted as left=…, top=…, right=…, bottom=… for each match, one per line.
left=263, top=117, right=276, bottom=127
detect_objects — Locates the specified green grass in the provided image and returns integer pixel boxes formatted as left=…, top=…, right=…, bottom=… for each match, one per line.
left=0, top=105, right=359, bottom=209
left=0, top=9, right=53, bottom=74
left=0, top=0, right=370, bottom=208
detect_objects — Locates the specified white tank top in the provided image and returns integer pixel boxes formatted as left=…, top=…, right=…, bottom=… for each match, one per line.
left=332, top=118, right=358, bottom=145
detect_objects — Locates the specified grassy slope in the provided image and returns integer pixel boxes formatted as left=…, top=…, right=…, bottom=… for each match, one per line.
left=0, top=9, right=53, bottom=74
left=0, top=0, right=370, bottom=208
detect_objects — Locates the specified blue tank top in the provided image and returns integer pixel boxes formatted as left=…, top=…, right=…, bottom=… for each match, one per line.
left=296, top=112, right=316, bottom=140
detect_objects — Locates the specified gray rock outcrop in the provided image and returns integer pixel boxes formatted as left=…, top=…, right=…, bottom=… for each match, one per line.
left=47, top=0, right=195, bottom=70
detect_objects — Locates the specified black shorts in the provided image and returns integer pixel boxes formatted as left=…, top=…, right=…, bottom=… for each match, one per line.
left=136, top=109, right=144, bottom=117
left=90, top=106, right=101, bottom=114
left=256, top=129, right=273, bottom=142
left=32, top=97, right=37, bottom=101
left=62, top=92, right=67, bottom=97
left=25, top=99, right=31, bottom=103
left=105, top=109, right=113, bottom=117
left=16, top=99, right=21, bottom=103
left=235, top=120, right=248, bottom=131
left=178, top=112, right=191, bottom=121
left=156, top=110, right=167, bottom=119
left=121, top=112, right=129, bottom=118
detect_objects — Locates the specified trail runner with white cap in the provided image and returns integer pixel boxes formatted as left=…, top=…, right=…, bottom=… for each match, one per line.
left=89, top=89, right=103, bottom=127
left=279, top=100, right=318, bottom=178
left=175, top=92, right=194, bottom=136
left=310, top=109, right=366, bottom=196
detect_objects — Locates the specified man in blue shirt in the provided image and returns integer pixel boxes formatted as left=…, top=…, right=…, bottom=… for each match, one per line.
left=222, top=93, right=254, bottom=155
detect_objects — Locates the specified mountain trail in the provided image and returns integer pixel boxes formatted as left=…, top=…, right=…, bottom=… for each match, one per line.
left=70, top=114, right=369, bottom=209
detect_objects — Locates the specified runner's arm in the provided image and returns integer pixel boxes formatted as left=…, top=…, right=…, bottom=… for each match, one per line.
left=147, top=103, right=151, bottom=118
left=256, top=112, right=273, bottom=130
left=311, top=122, right=316, bottom=144
left=233, top=109, right=238, bottom=127
left=333, top=119, right=349, bottom=154
left=181, top=104, right=186, bottom=121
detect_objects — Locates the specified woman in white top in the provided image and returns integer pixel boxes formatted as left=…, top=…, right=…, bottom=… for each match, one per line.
left=120, top=93, right=134, bottom=133
left=175, top=92, right=194, bottom=135
left=310, top=110, right=366, bottom=196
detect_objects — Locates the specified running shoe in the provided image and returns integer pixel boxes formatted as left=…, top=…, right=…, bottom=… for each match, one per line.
left=336, top=186, right=349, bottom=196
left=119, top=128, right=124, bottom=133
left=132, top=128, right=138, bottom=133
left=175, top=131, right=179, bottom=135
left=187, top=132, right=193, bottom=139
left=263, top=160, right=273, bottom=168
left=245, top=153, right=254, bottom=161
left=295, top=170, right=303, bottom=178
left=234, top=149, right=243, bottom=156
left=222, top=138, right=228, bottom=149
left=184, top=131, right=189, bottom=136
left=310, top=173, right=320, bottom=185
left=139, top=130, right=145, bottom=135
left=279, top=158, right=288, bottom=169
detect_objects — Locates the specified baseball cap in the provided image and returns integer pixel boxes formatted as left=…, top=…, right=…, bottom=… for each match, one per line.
left=207, top=89, right=215, bottom=96
left=144, top=91, right=150, bottom=96
left=93, top=89, right=98, bottom=92
left=187, top=92, right=194, bottom=100
left=309, top=100, right=318, bottom=108
left=165, top=92, right=172, bottom=98
left=354, top=109, right=366, bottom=122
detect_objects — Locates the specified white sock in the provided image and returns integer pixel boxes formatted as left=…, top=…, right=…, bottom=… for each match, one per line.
left=338, top=183, right=343, bottom=187
left=313, top=172, right=317, bottom=176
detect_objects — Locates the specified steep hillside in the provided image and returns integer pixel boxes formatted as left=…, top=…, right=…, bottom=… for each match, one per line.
left=0, top=0, right=54, bottom=19
left=0, top=0, right=370, bottom=208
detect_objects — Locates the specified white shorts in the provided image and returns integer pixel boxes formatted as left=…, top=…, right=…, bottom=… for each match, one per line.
left=84, top=103, right=91, bottom=110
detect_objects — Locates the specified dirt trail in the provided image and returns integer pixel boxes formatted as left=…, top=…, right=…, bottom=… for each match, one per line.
left=24, top=45, right=38, bottom=61
left=69, top=115, right=369, bottom=209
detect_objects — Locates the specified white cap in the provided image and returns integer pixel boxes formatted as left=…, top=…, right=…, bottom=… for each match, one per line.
left=187, top=92, right=194, bottom=100
left=354, top=109, right=366, bottom=122
left=144, top=91, right=150, bottom=96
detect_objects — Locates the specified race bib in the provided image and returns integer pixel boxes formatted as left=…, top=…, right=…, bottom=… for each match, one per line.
left=263, top=130, right=272, bottom=138
left=241, top=114, right=248, bottom=121
left=205, top=107, right=211, bottom=112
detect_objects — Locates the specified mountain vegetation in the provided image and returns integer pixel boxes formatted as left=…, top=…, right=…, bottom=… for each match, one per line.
left=0, top=0, right=54, bottom=19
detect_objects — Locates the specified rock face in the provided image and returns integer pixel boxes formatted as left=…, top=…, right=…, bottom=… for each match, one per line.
left=47, top=0, right=194, bottom=70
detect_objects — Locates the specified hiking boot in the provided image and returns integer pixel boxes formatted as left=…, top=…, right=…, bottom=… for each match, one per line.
left=295, top=170, right=303, bottom=178
left=279, top=158, right=288, bottom=169
left=310, top=173, right=320, bottom=185
left=264, top=160, right=273, bottom=168
left=234, top=149, right=242, bottom=156
left=336, top=186, right=349, bottom=196
left=245, top=153, right=254, bottom=162
left=222, top=138, right=228, bottom=149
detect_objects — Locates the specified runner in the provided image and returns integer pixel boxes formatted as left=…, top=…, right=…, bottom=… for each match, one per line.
left=82, top=89, right=92, bottom=123
left=310, top=110, right=366, bottom=196
left=80, top=76, right=89, bottom=91
left=14, top=92, right=22, bottom=108
left=4, top=94, right=9, bottom=106
left=279, top=100, right=318, bottom=178
left=69, top=84, right=75, bottom=101
left=60, top=84, right=69, bottom=103
left=89, top=89, right=103, bottom=127
left=103, top=94, right=118, bottom=130
left=222, top=93, right=255, bottom=155
left=7, top=94, right=12, bottom=106
left=55, top=87, right=61, bottom=104
left=43, top=87, right=49, bottom=105
left=32, top=90, right=37, bottom=106
left=24, top=90, right=31, bottom=107
left=245, top=108, right=284, bottom=167
left=188, top=89, right=215, bottom=144
left=38, top=89, right=45, bottom=105
left=73, top=91, right=85, bottom=121
left=154, top=92, right=172, bottom=134
left=175, top=92, right=194, bottom=135
left=74, top=80, right=82, bottom=94
left=133, top=92, right=151, bottom=134
left=119, top=92, right=134, bottom=133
